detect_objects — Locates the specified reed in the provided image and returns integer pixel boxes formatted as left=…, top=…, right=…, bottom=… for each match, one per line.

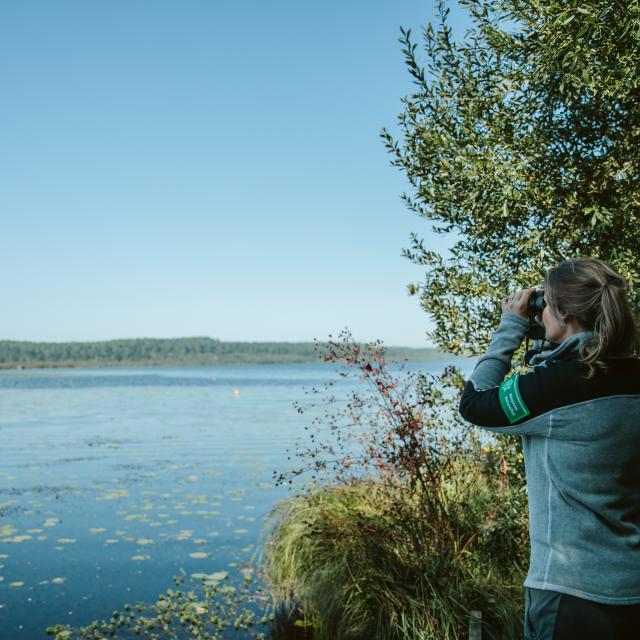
left=263, top=455, right=527, bottom=640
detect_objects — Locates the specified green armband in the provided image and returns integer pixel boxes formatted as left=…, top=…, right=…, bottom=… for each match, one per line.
left=499, top=374, right=530, bottom=424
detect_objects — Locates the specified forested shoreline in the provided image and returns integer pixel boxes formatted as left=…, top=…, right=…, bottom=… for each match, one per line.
left=0, top=337, right=445, bottom=369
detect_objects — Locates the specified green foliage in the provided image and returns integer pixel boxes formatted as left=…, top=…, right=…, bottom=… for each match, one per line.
left=0, top=337, right=443, bottom=369
left=264, top=454, right=527, bottom=640
left=381, top=0, right=640, bottom=354
left=46, top=571, right=271, bottom=639
left=266, top=334, right=528, bottom=639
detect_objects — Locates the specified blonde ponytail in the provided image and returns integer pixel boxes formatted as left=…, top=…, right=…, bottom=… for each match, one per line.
left=544, top=258, right=639, bottom=378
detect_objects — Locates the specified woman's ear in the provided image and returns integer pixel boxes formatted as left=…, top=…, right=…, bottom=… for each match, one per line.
left=561, top=313, right=581, bottom=328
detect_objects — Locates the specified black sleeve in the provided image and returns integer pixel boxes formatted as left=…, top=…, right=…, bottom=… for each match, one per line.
left=459, top=381, right=510, bottom=427
left=459, top=358, right=589, bottom=428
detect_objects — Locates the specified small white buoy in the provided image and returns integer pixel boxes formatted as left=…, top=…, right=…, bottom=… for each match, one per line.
left=233, top=388, right=240, bottom=397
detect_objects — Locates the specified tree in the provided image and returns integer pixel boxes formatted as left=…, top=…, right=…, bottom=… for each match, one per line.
left=382, top=0, right=640, bottom=354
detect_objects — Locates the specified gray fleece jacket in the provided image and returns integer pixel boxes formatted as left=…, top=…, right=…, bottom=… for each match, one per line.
left=459, top=312, right=640, bottom=604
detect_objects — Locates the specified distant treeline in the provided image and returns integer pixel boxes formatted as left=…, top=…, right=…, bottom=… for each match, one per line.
left=0, top=337, right=446, bottom=369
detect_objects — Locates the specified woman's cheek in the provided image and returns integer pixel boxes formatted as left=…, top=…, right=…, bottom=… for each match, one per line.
left=542, top=309, right=553, bottom=339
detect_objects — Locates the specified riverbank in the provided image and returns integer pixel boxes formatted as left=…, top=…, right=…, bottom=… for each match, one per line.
left=0, top=338, right=446, bottom=370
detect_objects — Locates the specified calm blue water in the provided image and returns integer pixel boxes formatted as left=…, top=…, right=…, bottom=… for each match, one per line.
left=0, top=359, right=473, bottom=638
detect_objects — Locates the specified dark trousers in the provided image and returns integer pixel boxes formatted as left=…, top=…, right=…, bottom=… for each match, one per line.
left=524, top=587, right=640, bottom=640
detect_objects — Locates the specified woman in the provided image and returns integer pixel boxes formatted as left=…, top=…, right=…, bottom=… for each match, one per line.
left=459, top=258, right=640, bottom=639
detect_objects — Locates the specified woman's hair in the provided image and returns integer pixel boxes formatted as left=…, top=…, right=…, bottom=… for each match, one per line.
left=544, top=258, right=639, bottom=378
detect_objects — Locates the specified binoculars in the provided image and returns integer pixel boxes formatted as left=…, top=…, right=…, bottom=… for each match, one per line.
left=523, top=289, right=556, bottom=364
left=526, top=289, right=546, bottom=340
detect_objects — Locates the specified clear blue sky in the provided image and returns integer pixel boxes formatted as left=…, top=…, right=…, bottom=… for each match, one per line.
left=1, top=1, right=469, bottom=348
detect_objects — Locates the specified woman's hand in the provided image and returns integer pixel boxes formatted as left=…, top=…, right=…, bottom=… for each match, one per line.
left=502, top=288, right=537, bottom=319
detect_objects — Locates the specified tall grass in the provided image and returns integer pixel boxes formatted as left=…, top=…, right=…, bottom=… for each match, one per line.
left=264, top=331, right=529, bottom=639
left=263, top=458, right=527, bottom=640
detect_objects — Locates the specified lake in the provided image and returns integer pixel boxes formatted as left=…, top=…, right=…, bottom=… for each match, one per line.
left=0, top=359, right=474, bottom=638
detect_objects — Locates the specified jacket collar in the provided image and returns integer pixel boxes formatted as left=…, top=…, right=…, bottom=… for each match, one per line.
left=529, top=331, right=594, bottom=366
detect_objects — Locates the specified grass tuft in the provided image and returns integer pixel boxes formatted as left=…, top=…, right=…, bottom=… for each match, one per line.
left=263, top=457, right=527, bottom=640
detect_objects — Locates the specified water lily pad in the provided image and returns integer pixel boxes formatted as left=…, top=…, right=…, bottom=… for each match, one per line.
left=132, top=554, right=150, bottom=561
left=5, top=534, right=32, bottom=543
left=208, top=571, right=228, bottom=581
left=99, top=489, right=129, bottom=501
left=51, top=577, right=66, bottom=584
left=189, top=552, right=209, bottom=559
left=57, top=538, right=76, bottom=545
left=234, top=529, right=249, bottom=535
left=0, top=525, right=18, bottom=537
left=9, top=581, right=24, bottom=588
left=89, top=528, right=107, bottom=534
left=136, top=538, right=154, bottom=545
left=43, top=518, right=60, bottom=528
